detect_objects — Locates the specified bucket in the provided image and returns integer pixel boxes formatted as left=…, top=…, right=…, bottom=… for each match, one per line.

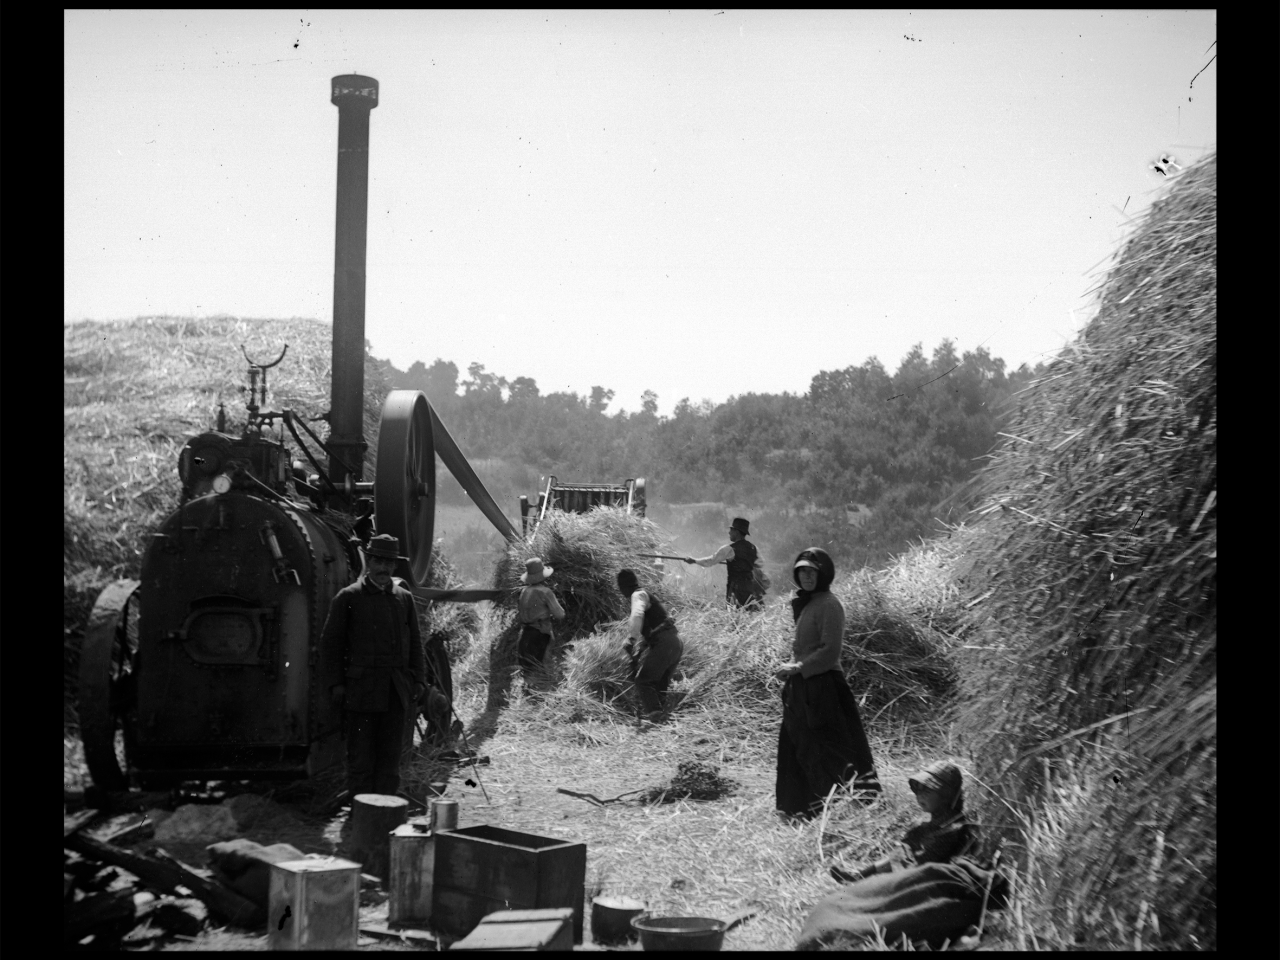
left=631, top=910, right=755, bottom=952
left=430, top=798, right=459, bottom=831
left=591, top=896, right=646, bottom=944
left=631, top=915, right=726, bottom=952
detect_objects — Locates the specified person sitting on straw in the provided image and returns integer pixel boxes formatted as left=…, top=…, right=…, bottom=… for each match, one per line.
left=829, top=761, right=976, bottom=883
left=517, top=557, right=566, bottom=686
left=798, top=760, right=1005, bottom=951
left=617, top=568, right=684, bottom=722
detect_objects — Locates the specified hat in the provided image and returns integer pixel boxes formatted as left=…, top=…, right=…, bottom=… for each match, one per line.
left=521, top=557, right=554, bottom=585
left=793, top=550, right=821, bottom=571
left=363, top=533, right=408, bottom=560
left=730, top=517, right=751, bottom=536
left=908, top=761, right=963, bottom=796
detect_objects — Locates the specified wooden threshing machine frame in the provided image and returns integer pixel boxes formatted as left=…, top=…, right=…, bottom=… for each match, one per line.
left=518, top=475, right=646, bottom=536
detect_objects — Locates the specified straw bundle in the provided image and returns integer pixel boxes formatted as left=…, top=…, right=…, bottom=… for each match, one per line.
left=837, top=574, right=959, bottom=726
left=485, top=507, right=670, bottom=708
left=952, top=155, right=1216, bottom=949
left=641, top=760, right=739, bottom=804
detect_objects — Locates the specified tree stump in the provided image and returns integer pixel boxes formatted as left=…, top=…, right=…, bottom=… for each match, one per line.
left=345, top=794, right=409, bottom=881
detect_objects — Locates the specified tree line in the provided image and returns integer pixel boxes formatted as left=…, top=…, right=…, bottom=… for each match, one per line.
left=388, top=341, right=1043, bottom=571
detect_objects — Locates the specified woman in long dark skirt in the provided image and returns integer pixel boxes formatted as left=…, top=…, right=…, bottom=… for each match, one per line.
left=775, top=547, right=881, bottom=819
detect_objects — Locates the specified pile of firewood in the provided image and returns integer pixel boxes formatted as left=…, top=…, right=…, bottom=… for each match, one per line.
left=64, top=809, right=263, bottom=950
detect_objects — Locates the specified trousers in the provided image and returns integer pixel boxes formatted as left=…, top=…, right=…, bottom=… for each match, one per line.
left=727, top=578, right=763, bottom=609
left=517, top=625, right=553, bottom=680
left=346, top=691, right=411, bottom=798
left=633, top=625, right=684, bottom=714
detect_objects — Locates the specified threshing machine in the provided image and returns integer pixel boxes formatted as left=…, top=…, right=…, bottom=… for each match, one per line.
left=78, top=75, right=521, bottom=791
left=518, top=476, right=646, bottom=537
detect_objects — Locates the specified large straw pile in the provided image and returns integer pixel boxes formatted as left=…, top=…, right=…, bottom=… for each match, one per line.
left=952, top=155, right=1216, bottom=949
left=64, top=315, right=393, bottom=729
left=485, top=507, right=671, bottom=708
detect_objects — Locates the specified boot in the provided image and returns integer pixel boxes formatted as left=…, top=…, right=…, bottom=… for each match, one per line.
left=636, top=683, right=663, bottom=718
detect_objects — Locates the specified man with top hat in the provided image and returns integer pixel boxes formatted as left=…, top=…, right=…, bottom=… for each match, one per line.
left=320, top=533, right=426, bottom=799
left=516, top=557, right=566, bottom=684
left=684, top=517, right=766, bottom=608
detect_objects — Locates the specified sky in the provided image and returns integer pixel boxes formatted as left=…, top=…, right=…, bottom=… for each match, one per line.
left=65, top=10, right=1216, bottom=416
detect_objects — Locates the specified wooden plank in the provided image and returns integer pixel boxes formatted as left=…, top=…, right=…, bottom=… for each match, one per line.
left=64, top=808, right=101, bottom=838
left=451, top=911, right=574, bottom=952
left=359, top=923, right=438, bottom=947
left=64, top=832, right=263, bottom=928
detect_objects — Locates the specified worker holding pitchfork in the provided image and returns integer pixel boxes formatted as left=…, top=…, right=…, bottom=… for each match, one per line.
left=617, top=568, right=684, bottom=723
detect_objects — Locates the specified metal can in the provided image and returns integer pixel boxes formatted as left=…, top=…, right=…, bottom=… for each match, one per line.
left=430, top=798, right=459, bottom=832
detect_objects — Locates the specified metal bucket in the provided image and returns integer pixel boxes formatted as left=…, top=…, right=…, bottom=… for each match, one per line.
left=590, top=896, right=646, bottom=944
left=631, top=910, right=755, bottom=952
left=429, top=798, right=458, bottom=831
left=632, top=915, right=726, bottom=951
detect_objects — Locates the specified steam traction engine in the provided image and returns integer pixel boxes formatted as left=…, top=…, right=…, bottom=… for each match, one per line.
left=78, top=75, right=519, bottom=791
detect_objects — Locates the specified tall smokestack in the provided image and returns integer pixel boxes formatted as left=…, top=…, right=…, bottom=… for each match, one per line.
left=327, top=74, right=379, bottom=491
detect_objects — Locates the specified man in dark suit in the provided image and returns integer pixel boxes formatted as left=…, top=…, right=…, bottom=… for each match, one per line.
left=321, top=534, right=426, bottom=798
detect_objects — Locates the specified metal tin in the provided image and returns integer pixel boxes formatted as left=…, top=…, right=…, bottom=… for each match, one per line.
left=430, top=798, right=459, bottom=831
left=388, top=824, right=436, bottom=928
left=267, top=857, right=360, bottom=951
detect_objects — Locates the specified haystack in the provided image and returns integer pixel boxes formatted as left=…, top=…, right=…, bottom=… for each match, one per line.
left=953, top=155, right=1215, bottom=949
left=63, top=316, right=394, bottom=730
left=486, top=507, right=671, bottom=708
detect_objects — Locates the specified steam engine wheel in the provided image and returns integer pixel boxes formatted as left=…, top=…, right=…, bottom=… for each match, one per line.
left=78, top=579, right=141, bottom=792
left=375, top=390, right=436, bottom=588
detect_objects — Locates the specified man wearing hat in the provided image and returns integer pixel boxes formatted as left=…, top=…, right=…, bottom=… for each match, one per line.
left=320, top=533, right=427, bottom=799
left=684, top=517, right=766, bottom=608
left=516, top=557, right=566, bottom=684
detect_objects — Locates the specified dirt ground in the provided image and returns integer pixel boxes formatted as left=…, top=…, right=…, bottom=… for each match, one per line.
left=67, top=687, right=957, bottom=952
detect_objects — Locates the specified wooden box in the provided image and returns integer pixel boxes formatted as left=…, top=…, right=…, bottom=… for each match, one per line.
left=267, top=857, right=361, bottom=951
left=449, top=908, right=574, bottom=952
left=432, top=825, right=586, bottom=943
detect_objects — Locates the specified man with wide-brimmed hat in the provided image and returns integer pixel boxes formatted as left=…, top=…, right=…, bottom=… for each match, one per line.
left=516, top=557, right=566, bottom=685
left=685, top=517, right=767, bottom=608
left=320, top=533, right=426, bottom=799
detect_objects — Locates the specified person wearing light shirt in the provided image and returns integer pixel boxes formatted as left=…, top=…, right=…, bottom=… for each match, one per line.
left=617, top=568, right=684, bottom=722
left=516, top=557, right=566, bottom=686
left=684, top=516, right=766, bottom=608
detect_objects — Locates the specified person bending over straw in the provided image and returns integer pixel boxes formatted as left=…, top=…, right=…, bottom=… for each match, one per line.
left=617, top=568, right=684, bottom=722
left=517, top=557, right=566, bottom=686
left=829, top=761, right=975, bottom=883
left=775, top=547, right=881, bottom=819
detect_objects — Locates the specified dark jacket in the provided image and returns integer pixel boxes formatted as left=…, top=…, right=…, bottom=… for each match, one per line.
left=904, top=814, right=976, bottom=865
left=727, top=539, right=759, bottom=582
left=321, top=576, right=425, bottom=712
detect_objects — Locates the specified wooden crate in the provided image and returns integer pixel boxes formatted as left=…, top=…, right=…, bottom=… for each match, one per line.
left=432, top=825, right=586, bottom=943
left=267, top=858, right=361, bottom=951
left=449, top=908, right=574, bottom=952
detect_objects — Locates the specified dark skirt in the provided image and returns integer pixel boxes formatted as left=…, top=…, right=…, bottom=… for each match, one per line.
left=776, top=670, right=881, bottom=818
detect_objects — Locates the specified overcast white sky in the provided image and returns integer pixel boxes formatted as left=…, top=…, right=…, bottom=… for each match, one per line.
left=65, top=9, right=1216, bottom=416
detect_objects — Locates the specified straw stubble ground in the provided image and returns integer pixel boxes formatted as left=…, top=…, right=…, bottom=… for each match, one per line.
left=440, top=684, right=963, bottom=952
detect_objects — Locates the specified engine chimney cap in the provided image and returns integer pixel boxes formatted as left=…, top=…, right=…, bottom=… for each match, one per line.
left=331, top=74, right=379, bottom=109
